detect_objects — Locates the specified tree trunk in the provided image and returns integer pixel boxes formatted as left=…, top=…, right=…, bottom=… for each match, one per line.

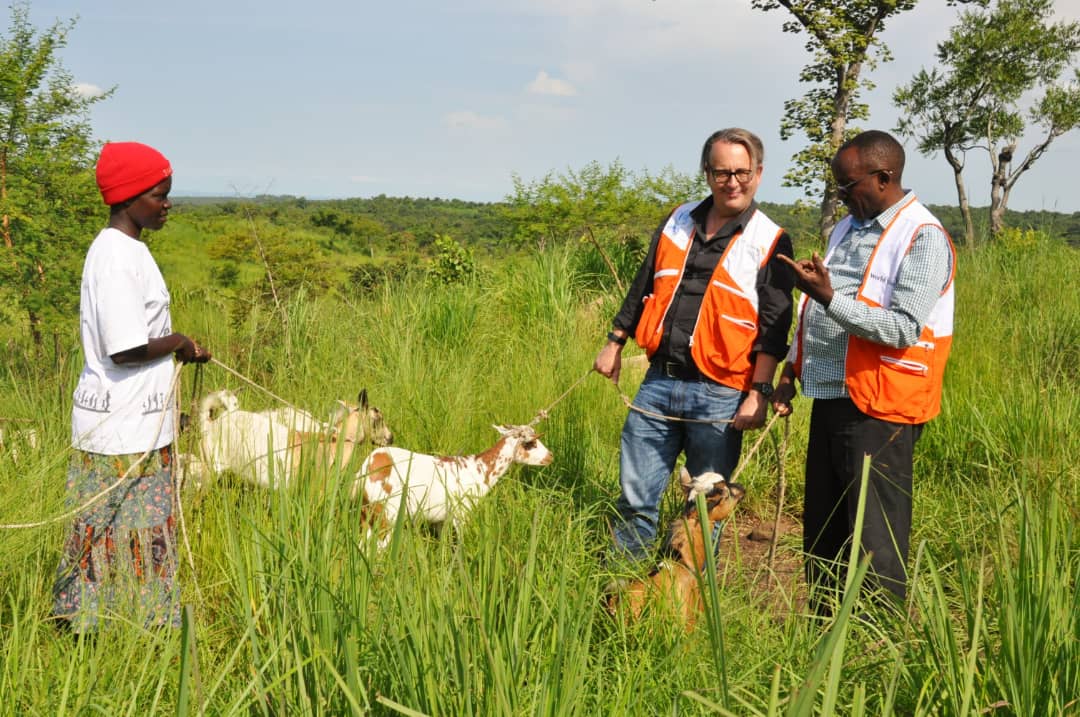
left=954, top=168, right=976, bottom=247
left=1, top=147, right=12, bottom=252
left=818, top=187, right=841, bottom=244
left=820, top=66, right=856, bottom=243
left=994, top=183, right=1014, bottom=236
left=28, top=308, right=42, bottom=350
left=944, top=145, right=974, bottom=246
left=989, top=141, right=1014, bottom=237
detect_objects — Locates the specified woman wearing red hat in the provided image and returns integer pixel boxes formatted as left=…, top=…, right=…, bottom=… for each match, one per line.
left=53, top=142, right=211, bottom=634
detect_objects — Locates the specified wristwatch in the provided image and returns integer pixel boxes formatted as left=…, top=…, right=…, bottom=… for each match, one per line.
left=751, top=382, right=775, bottom=398
left=607, top=331, right=628, bottom=346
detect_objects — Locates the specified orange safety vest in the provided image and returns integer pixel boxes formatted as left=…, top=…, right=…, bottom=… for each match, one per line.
left=790, top=196, right=955, bottom=423
left=634, top=201, right=784, bottom=391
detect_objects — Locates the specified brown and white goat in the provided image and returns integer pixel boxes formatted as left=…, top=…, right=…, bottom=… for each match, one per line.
left=608, top=468, right=745, bottom=630
left=351, top=424, right=553, bottom=549
left=199, top=388, right=393, bottom=489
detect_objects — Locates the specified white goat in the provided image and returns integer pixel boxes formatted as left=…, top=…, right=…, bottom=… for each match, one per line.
left=258, top=389, right=393, bottom=444
left=258, top=406, right=327, bottom=433
left=199, top=388, right=393, bottom=489
left=351, top=424, right=553, bottom=549
left=198, top=389, right=289, bottom=488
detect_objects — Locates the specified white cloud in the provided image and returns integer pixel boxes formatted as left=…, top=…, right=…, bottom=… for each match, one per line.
left=72, top=82, right=106, bottom=99
left=444, top=110, right=508, bottom=131
left=526, top=70, right=577, bottom=97
left=349, top=175, right=377, bottom=183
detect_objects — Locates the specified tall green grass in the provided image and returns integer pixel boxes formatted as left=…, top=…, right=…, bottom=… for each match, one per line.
left=0, top=232, right=1077, bottom=714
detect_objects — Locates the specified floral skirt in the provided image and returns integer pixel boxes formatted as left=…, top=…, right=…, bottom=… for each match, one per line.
left=52, top=446, right=181, bottom=633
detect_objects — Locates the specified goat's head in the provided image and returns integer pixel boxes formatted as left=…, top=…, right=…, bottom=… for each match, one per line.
left=677, top=467, right=745, bottom=522
left=332, top=389, right=393, bottom=446
left=494, top=424, right=553, bottom=466
left=199, top=389, right=241, bottom=423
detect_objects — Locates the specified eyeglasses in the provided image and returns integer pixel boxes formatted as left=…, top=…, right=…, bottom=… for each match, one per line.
left=706, top=167, right=754, bottom=184
left=835, top=169, right=892, bottom=195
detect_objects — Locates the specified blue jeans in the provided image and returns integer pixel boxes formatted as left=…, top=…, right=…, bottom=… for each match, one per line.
left=611, top=367, right=745, bottom=561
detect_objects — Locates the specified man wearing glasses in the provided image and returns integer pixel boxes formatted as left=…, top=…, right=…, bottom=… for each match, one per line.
left=595, top=128, right=795, bottom=563
left=774, top=130, right=955, bottom=615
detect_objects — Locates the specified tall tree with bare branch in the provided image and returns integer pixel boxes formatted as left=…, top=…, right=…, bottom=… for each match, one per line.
left=894, top=0, right=1080, bottom=244
left=749, top=0, right=982, bottom=242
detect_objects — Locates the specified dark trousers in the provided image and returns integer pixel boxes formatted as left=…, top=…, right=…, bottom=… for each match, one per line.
left=803, top=398, right=922, bottom=613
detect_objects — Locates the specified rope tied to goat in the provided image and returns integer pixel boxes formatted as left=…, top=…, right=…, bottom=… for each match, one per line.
left=530, top=365, right=740, bottom=428
left=207, top=357, right=304, bottom=410
left=528, top=365, right=789, bottom=571
left=0, top=357, right=302, bottom=604
left=529, top=366, right=742, bottom=427
left=526, top=366, right=782, bottom=483
left=0, top=363, right=185, bottom=531
left=6, top=358, right=789, bottom=562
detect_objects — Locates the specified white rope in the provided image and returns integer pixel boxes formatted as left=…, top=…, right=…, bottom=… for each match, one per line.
left=0, top=362, right=183, bottom=530
left=609, top=379, right=735, bottom=425
left=528, top=369, right=595, bottom=426
left=208, top=357, right=301, bottom=412
left=729, top=411, right=781, bottom=485
left=172, top=367, right=205, bottom=603
left=767, top=415, right=790, bottom=574
left=533, top=369, right=743, bottom=428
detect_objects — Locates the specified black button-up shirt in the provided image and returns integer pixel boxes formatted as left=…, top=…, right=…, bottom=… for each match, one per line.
left=612, top=197, right=795, bottom=369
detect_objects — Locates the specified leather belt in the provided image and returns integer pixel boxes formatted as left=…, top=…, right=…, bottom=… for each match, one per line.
left=654, top=360, right=705, bottom=381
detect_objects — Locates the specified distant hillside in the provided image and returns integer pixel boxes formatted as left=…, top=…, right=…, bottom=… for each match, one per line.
left=172, top=194, right=512, bottom=253
left=172, top=194, right=1080, bottom=249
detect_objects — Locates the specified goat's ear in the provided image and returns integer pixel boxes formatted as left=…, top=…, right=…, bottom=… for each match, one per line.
left=678, top=467, right=693, bottom=493
left=358, top=389, right=369, bottom=408
left=493, top=424, right=509, bottom=435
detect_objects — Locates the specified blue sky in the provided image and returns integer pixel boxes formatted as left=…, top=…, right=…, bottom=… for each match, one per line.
left=29, top=1, right=1080, bottom=211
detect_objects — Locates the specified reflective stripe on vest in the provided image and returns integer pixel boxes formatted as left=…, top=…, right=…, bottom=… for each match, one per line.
left=634, top=201, right=784, bottom=390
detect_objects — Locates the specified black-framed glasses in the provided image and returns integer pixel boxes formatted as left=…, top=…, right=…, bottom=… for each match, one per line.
left=835, top=169, right=892, bottom=195
left=706, top=167, right=754, bottom=184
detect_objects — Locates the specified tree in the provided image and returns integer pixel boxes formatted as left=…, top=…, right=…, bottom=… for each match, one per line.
left=504, top=160, right=703, bottom=289
left=0, top=3, right=108, bottom=348
left=504, top=160, right=702, bottom=244
left=749, top=0, right=980, bottom=242
left=894, top=0, right=1080, bottom=243
left=427, top=234, right=476, bottom=285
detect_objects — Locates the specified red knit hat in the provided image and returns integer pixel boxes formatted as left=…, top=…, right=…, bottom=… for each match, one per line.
left=95, top=142, right=173, bottom=205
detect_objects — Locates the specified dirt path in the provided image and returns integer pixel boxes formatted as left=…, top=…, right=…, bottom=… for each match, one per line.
left=720, top=510, right=807, bottom=614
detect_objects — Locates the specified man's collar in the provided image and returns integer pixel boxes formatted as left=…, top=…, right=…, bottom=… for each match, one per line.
left=856, top=191, right=914, bottom=230
left=690, top=197, right=758, bottom=235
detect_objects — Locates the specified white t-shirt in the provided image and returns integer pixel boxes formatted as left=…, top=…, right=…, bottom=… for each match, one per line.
left=71, top=227, right=177, bottom=454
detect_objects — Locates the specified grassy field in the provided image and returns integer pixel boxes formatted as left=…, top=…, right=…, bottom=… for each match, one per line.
left=0, top=226, right=1077, bottom=715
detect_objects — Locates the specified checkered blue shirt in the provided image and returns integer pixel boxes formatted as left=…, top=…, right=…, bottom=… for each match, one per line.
left=797, top=192, right=953, bottom=400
